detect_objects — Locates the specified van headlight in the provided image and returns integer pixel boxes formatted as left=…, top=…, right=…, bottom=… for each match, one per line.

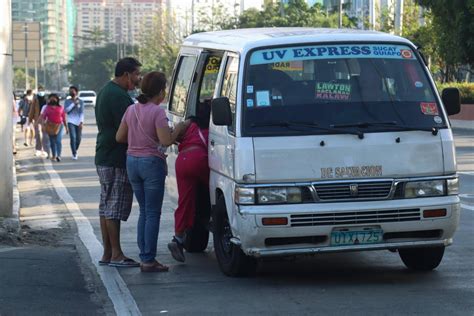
left=257, top=187, right=302, bottom=204
left=404, top=180, right=445, bottom=198
left=234, top=186, right=303, bottom=204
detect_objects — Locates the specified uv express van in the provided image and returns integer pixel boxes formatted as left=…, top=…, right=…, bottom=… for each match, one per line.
left=165, top=28, right=461, bottom=277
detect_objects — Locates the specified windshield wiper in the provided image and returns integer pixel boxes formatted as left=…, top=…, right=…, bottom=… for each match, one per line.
left=251, top=120, right=365, bottom=139
left=331, top=121, right=439, bottom=136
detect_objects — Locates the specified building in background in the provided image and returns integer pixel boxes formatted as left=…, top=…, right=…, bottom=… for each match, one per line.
left=74, top=0, right=162, bottom=52
left=12, top=0, right=75, bottom=90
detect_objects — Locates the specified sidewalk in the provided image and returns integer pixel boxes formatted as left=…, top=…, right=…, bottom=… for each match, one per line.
left=451, top=104, right=474, bottom=130
left=0, top=134, right=112, bottom=315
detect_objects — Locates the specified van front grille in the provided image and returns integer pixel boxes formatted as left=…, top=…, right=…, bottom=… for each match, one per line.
left=290, top=208, right=421, bottom=227
left=314, top=181, right=393, bottom=201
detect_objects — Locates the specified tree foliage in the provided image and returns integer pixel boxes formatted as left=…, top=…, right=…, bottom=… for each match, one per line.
left=137, top=9, right=180, bottom=77
left=67, top=43, right=135, bottom=92
left=418, top=0, right=474, bottom=81
left=236, top=1, right=356, bottom=28
left=13, top=67, right=35, bottom=90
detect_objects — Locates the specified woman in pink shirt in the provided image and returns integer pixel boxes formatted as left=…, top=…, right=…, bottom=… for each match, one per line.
left=116, top=71, right=187, bottom=273
left=41, top=93, right=68, bottom=162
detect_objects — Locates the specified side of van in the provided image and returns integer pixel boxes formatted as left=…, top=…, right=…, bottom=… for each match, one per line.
left=165, top=28, right=461, bottom=277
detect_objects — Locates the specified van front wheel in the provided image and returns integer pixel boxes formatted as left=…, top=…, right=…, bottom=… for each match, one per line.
left=399, top=246, right=445, bottom=271
left=213, top=197, right=257, bottom=277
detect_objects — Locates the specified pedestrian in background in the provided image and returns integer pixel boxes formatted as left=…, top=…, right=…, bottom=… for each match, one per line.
left=168, top=104, right=211, bottom=263
left=65, top=86, right=84, bottom=160
left=95, top=57, right=142, bottom=268
left=116, top=71, right=188, bottom=272
left=19, top=89, right=34, bottom=147
left=12, top=93, right=18, bottom=155
left=41, top=93, right=68, bottom=162
left=29, top=86, right=48, bottom=157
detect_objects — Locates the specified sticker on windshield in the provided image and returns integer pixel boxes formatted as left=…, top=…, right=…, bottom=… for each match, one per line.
left=420, top=102, right=439, bottom=115
left=246, top=85, right=254, bottom=94
left=434, top=116, right=443, bottom=124
left=246, top=99, right=254, bottom=107
left=315, top=82, right=351, bottom=101
left=256, top=91, right=271, bottom=107
left=250, top=45, right=416, bottom=65
left=400, top=49, right=413, bottom=59
left=415, top=81, right=423, bottom=88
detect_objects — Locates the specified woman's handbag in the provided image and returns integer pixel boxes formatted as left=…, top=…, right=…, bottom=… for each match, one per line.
left=43, top=119, right=61, bottom=136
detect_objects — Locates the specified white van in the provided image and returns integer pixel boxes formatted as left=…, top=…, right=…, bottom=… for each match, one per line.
left=165, top=28, right=461, bottom=277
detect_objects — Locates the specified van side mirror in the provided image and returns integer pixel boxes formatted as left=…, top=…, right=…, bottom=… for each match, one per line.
left=211, top=97, right=232, bottom=126
left=442, top=88, right=461, bottom=116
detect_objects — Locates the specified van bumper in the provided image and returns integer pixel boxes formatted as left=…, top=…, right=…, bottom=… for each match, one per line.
left=234, top=196, right=460, bottom=258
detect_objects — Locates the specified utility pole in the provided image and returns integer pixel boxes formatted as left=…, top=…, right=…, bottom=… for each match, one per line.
left=338, top=0, right=343, bottom=28
left=24, top=22, right=29, bottom=90
left=369, top=0, right=375, bottom=30
left=395, top=0, right=404, bottom=35
left=0, top=0, right=14, bottom=218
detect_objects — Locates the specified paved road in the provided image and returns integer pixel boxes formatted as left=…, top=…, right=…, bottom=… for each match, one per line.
left=24, top=107, right=474, bottom=315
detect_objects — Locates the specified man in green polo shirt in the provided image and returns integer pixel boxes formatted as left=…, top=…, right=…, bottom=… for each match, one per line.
left=95, top=57, right=142, bottom=267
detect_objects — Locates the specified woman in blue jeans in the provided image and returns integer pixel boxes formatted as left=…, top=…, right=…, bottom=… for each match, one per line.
left=116, top=71, right=188, bottom=272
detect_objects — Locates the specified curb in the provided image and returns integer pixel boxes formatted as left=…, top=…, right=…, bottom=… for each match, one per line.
left=2, top=160, right=20, bottom=233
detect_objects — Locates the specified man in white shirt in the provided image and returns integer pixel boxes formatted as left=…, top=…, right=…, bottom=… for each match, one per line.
left=64, top=86, right=84, bottom=160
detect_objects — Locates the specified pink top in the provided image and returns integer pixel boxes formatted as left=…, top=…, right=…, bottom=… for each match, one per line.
left=41, top=105, right=66, bottom=124
left=123, top=102, right=169, bottom=159
left=178, top=122, right=209, bottom=153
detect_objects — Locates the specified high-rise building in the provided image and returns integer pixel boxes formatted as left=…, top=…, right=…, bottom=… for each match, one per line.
left=74, top=0, right=162, bottom=52
left=12, top=0, right=74, bottom=66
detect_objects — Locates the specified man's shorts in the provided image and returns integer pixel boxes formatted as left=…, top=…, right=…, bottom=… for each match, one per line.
left=96, top=165, right=133, bottom=221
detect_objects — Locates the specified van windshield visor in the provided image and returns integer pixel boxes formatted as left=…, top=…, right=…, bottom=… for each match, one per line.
left=243, top=44, right=445, bottom=136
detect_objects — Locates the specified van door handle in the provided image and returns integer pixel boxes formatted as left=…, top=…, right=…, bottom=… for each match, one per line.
left=210, top=140, right=215, bottom=147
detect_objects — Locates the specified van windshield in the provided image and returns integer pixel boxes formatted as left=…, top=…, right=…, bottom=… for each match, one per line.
left=243, top=44, right=445, bottom=136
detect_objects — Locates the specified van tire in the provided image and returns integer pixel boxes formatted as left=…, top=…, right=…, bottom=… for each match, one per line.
left=213, top=196, right=257, bottom=277
left=184, top=187, right=211, bottom=253
left=399, top=246, right=445, bottom=271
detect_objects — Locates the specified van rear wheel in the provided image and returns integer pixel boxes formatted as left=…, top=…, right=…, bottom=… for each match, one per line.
left=399, top=246, right=445, bottom=271
left=213, top=196, right=257, bottom=277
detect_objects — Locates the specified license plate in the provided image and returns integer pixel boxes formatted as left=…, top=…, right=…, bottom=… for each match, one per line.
left=331, top=229, right=383, bottom=246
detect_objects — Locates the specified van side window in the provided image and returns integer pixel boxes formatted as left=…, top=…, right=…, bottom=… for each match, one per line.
left=221, top=57, right=239, bottom=132
left=169, top=55, right=197, bottom=116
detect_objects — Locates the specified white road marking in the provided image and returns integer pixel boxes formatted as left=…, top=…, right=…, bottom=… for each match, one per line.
left=461, top=204, right=474, bottom=211
left=458, top=171, right=474, bottom=176
left=43, top=160, right=141, bottom=316
left=0, top=247, right=23, bottom=253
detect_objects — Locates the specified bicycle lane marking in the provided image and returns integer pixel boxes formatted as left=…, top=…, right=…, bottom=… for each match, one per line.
left=43, top=159, right=141, bottom=316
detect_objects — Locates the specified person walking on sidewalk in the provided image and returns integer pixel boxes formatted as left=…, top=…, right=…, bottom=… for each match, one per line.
left=12, top=93, right=18, bottom=155
left=167, top=104, right=211, bottom=263
left=41, top=93, right=68, bottom=162
left=19, top=89, right=34, bottom=147
left=116, top=71, right=188, bottom=272
left=95, top=57, right=142, bottom=268
left=65, top=86, right=84, bottom=160
left=29, top=86, right=48, bottom=157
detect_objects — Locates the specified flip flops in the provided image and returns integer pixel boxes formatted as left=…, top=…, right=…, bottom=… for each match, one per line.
left=108, top=258, right=140, bottom=267
left=98, top=260, right=110, bottom=266
left=140, top=262, right=169, bottom=273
